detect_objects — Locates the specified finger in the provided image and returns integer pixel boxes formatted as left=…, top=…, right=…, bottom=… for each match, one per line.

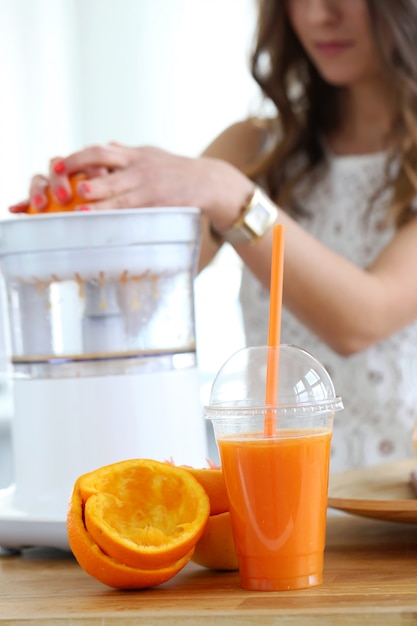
left=8, top=200, right=30, bottom=214
left=29, top=174, right=49, bottom=212
left=48, top=157, right=73, bottom=205
left=84, top=166, right=110, bottom=179
left=59, top=144, right=134, bottom=179
left=49, top=158, right=110, bottom=204
left=74, top=168, right=139, bottom=203
left=74, top=188, right=149, bottom=212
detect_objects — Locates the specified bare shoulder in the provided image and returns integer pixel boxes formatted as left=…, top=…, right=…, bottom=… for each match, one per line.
left=201, top=116, right=278, bottom=170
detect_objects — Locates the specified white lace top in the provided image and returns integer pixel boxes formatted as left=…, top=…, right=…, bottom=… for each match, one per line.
left=239, top=149, right=417, bottom=472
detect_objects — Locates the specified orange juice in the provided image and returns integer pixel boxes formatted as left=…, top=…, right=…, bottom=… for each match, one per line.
left=218, top=428, right=332, bottom=591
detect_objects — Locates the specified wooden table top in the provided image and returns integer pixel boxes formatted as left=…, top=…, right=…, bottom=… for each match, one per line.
left=1, top=512, right=417, bottom=625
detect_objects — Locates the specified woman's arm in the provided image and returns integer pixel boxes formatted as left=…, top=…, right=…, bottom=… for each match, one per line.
left=236, top=211, right=417, bottom=355
left=14, top=123, right=417, bottom=356
left=198, top=122, right=417, bottom=356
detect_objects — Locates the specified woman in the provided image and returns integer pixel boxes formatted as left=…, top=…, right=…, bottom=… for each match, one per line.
left=11, top=0, right=417, bottom=471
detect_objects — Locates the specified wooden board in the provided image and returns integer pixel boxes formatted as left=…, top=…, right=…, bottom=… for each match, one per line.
left=3, top=514, right=417, bottom=625
left=328, top=458, right=417, bottom=523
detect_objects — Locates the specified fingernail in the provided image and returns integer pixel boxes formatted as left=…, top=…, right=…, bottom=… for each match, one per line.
left=53, top=160, right=66, bottom=175
left=76, top=205, right=91, bottom=212
left=33, top=194, right=44, bottom=207
left=78, top=182, right=91, bottom=197
left=56, top=186, right=69, bottom=203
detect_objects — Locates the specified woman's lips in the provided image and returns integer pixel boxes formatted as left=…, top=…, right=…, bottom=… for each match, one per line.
left=314, top=41, right=353, bottom=56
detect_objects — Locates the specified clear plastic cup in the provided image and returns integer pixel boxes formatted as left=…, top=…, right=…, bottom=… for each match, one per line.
left=204, top=344, right=343, bottom=591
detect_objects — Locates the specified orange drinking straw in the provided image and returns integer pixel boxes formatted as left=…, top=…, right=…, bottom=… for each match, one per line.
left=264, top=224, right=285, bottom=436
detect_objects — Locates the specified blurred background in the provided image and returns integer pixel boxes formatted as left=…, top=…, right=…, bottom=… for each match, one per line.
left=0, top=0, right=260, bottom=479
left=0, top=0, right=258, bottom=210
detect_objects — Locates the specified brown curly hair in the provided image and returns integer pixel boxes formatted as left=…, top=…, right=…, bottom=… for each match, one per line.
left=248, top=0, right=417, bottom=227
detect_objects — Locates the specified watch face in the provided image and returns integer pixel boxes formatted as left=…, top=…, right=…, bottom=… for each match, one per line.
left=219, top=188, right=278, bottom=244
left=245, top=202, right=274, bottom=237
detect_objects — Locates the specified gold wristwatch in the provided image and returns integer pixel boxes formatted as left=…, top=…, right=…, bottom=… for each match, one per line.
left=213, top=186, right=279, bottom=245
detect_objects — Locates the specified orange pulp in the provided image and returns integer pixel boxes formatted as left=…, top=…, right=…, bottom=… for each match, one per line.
left=218, top=428, right=332, bottom=591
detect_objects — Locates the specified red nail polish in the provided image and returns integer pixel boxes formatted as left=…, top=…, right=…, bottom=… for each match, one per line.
left=53, top=161, right=66, bottom=175
left=79, top=182, right=91, bottom=196
left=33, top=194, right=44, bottom=207
left=77, top=205, right=91, bottom=212
left=56, top=186, right=69, bottom=203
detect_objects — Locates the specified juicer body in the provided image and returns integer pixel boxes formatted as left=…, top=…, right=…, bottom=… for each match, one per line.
left=0, top=208, right=207, bottom=548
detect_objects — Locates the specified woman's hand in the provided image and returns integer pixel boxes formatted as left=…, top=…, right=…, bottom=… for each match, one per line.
left=9, top=142, right=253, bottom=232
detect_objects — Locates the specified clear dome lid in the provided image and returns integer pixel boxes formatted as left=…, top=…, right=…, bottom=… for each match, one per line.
left=205, top=344, right=343, bottom=419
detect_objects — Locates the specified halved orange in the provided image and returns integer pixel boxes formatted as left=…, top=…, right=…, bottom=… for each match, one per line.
left=178, top=467, right=229, bottom=516
left=28, top=173, right=88, bottom=214
left=67, top=476, right=194, bottom=589
left=67, top=458, right=210, bottom=585
left=192, top=511, right=238, bottom=571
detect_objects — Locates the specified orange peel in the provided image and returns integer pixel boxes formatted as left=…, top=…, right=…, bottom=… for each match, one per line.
left=67, top=459, right=210, bottom=588
left=192, top=511, right=238, bottom=571
left=177, top=466, right=229, bottom=516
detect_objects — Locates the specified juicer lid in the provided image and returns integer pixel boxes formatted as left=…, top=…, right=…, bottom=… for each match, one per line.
left=0, top=207, right=200, bottom=254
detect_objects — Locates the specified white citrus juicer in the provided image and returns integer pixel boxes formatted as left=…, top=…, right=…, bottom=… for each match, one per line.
left=0, top=207, right=207, bottom=550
